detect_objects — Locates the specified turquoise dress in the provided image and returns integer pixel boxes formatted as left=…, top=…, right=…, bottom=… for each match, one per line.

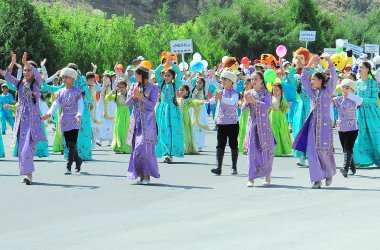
left=354, top=79, right=380, bottom=167
left=63, top=76, right=93, bottom=161
left=289, top=68, right=311, bottom=159
left=155, top=63, right=184, bottom=158
left=0, top=131, right=4, bottom=158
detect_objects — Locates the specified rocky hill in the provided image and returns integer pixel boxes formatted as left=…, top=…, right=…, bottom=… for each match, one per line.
left=33, top=0, right=380, bottom=26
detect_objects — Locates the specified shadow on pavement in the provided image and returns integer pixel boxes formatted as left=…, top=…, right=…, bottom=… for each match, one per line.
left=0, top=174, right=19, bottom=177
left=255, top=184, right=306, bottom=190
left=167, top=161, right=217, bottom=166
left=136, top=183, right=213, bottom=190
left=322, top=187, right=380, bottom=191
left=33, top=182, right=100, bottom=189
left=81, top=172, right=125, bottom=178
left=354, top=174, right=380, bottom=180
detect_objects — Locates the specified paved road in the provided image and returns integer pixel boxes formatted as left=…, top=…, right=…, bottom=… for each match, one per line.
left=1, top=124, right=380, bottom=250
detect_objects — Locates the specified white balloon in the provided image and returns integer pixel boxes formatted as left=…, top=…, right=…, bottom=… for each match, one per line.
left=193, top=52, right=202, bottom=61
left=201, top=60, right=208, bottom=69
left=336, top=39, right=344, bottom=48
left=373, top=55, right=380, bottom=65
left=179, top=62, right=189, bottom=71
left=222, top=56, right=229, bottom=63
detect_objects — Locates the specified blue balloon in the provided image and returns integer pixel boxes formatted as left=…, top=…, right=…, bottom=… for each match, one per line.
left=191, top=61, right=204, bottom=72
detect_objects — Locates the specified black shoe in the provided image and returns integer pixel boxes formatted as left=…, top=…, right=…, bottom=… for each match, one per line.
left=231, top=169, right=238, bottom=175
left=231, top=149, right=239, bottom=175
left=340, top=168, right=348, bottom=178
left=2, top=131, right=5, bottom=135
left=75, top=159, right=82, bottom=173
left=350, top=167, right=356, bottom=175
left=211, top=168, right=222, bottom=175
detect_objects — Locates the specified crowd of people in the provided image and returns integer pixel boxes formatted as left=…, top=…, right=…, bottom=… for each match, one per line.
left=0, top=47, right=379, bottom=188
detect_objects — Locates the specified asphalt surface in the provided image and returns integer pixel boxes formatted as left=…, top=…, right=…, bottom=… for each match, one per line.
left=1, top=123, right=380, bottom=250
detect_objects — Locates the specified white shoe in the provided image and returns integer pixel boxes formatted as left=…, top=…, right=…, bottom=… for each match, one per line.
left=22, top=175, right=32, bottom=185
left=197, top=147, right=203, bottom=152
left=325, top=178, right=332, bottom=186
left=247, top=179, right=254, bottom=187
left=312, top=181, right=322, bottom=189
left=142, top=178, right=150, bottom=185
left=136, top=179, right=143, bottom=185
left=263, top=176, right=271, bottom=185
left=297, top=157, right=306, bottom=166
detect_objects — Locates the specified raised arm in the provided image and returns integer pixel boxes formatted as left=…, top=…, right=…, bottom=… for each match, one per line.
left=172, top=62, right=183, bottom=89
left=155, top=64, right=164, bottom=88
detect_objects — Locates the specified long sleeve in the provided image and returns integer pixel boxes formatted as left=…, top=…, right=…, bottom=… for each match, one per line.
left=16, top=68, right=22, bottom=80
left=41, top=81, right=64, bottom=92
left=105, top=91, right=117, bottom=102
left=47, top=99, right=61, bottom=115
left=301, top=67, right=313, bottom=97
left=189, top=99, right=204, bottom=108
left=346, top=92, right=364, bottom=107
left=77, top=96, right=84, bottom=116
left=155, top=65, right=164, bottom=88
left=326, top=65, right=337, bottom=95
left=142, top=85, right=158, bottom=111
left=254, top=91, right=271, bottom=109
left=221, top=92, right=239, bottom=105
left=172, top=63, right=183, bottom=89
left=82, top=82, right=93, bottom=105
left=4, top=68, right=19, bottom=87
left=41, top=66, right=49, bottom=82
left=126, top=83, right=135, bottom=106
left=288, top=66, right=297, bottom=87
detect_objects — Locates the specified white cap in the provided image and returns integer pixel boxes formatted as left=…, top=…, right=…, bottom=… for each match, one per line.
left=60, top=67, right=78, bottom=80
left=221, top=70, right=237, bottom=83
left=341, top=79, right=357, bottom=92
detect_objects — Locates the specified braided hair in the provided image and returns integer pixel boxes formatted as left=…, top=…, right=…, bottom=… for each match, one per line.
left=191, top=77, right=207, bottom=100
left=15, top=61, right=38, bottom=104
left=161, top=69, right=178, bottom=106
left=135, top=67, right=150, bottom=96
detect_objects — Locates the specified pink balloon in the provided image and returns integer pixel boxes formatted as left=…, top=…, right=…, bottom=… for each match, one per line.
left=241, top=57, right=250, bottom=65
left=276, top=45, right=287, bottom=58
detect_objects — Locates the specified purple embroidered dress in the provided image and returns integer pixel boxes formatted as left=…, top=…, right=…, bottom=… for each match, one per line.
left=55, top=87, right=83, bottom=132
left=293, top=67, right=337, bottom=182
left=126, top=82, right=160, bottom=179
left=5, top=66, right=47, bottom=175
left=333, top=94, right=361, bottom=132
left=242, top=89, right=275, bottom=179
left=215, top=89, right=239, bottom=125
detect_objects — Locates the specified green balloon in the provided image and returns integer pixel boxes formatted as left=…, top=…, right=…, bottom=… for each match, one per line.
left=264, top=69, right=277, bottom=83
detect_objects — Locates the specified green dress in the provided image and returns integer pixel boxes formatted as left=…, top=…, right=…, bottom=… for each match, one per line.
left=269, top=96, right=293, bottom=156
left=238, top=106, right=249, bottom=152
left=105, top=91, right=131, bottom=153
left=178, top=97, right=204, bottom=154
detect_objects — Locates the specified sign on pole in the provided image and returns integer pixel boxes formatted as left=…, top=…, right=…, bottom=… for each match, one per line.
left=324, top=48, right=338, bottom=55
left=170, top=39, right=193, bottom=54
left=299, top=31, right=316, bottom=42
left=365, top=44, right=379, bottom=54
left=346, top=43, right=364, bottom=56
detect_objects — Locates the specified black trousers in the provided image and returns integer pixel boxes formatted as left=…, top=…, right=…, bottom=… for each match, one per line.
left=63, top=129, right=79, bottom=147
left=338, top=130, right=358, bottom=153
left=216, top=123, right=239, bottom=151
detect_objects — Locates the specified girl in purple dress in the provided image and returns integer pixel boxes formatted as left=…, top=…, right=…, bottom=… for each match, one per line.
left=243, top=72, right=275, bottom=187
left=42, top=68, right=84, bottom=175
left=293, top=55, right=337, bottom=188
left=126, top=65, right=159, bottom=185
left=4, top=52, right=47, bottom=185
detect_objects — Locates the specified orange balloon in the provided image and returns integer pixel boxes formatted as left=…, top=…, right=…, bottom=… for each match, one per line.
left=140, top=60, right=152, bottom=70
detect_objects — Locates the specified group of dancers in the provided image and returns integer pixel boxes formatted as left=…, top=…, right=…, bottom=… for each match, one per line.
left=0, top=48, right=379, bottom=188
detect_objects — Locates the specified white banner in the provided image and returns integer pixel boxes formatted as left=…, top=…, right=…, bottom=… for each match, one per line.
left=324, top=48, right=338, bottom=55
left=347, top=43, right=364, bottom=56
left=170, top=39, right=193, bottom=54
left=365, top=44, right=379, bottom=54
left=299, top=31, right=316, bottom=42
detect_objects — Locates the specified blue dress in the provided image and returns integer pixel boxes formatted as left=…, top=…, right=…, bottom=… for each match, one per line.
left=63, top=76, right=93, bottom=161
left=354, top=79, right=380, bottom=167
left=282, top=67, right=297, bottom=124
left=0, top=130, right=4, bottom=158
left=290, top=68, right=311, bottom=159
left=155, top=63, right=184, bottom=158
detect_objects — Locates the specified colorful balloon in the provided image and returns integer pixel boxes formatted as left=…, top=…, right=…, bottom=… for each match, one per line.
left=201, top=60, right=208, bottom=69
left=276, top=45, right=287, bottom=58
left=179, top=62, right=189, bottom=71
left=190, top=61, right=204, bottom=72
left=264, top=69, right=277, bottom=83
left=241, top=57, right=250, bottom=65
left=193, top=52, right=202, bottom=61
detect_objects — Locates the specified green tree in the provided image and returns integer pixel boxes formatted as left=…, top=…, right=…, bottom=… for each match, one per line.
left=0, top=0, right=58, bottom=71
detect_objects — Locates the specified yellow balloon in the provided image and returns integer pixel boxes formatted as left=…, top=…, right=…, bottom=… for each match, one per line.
left=266, top=82, right=273, bottom=93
